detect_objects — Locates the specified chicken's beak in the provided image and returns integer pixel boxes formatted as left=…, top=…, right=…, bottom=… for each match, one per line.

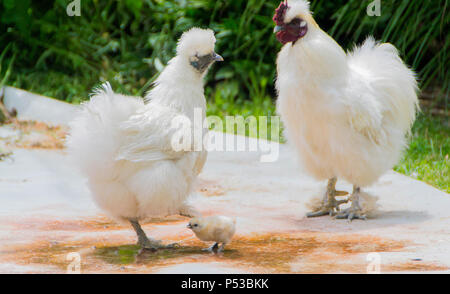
left=187, top=224, right=192, bottom=229
left=213, top=53, right=224, bottom=62
left=274, top=25, right=284, bottom=33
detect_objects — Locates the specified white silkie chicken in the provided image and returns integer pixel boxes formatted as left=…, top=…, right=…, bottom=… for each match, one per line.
left=67, top=28, right=223, bottom=249
left=273, top=1, right=419, bottom=220
left=187, top=216, right=236, bottom=252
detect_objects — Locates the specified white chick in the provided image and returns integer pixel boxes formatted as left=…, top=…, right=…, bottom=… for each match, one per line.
left=187, top=216, right=236, bottom=252
left=273, top=1, right=419, bottom=220
left=67, top=28, right=223, bottom=250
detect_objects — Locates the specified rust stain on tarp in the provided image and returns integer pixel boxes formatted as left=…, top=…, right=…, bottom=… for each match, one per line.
left=3, top=120, right=67, bottom=149
left=2, top=216, right=448, bottom=273
left=9, top=215, right=188, bottom=233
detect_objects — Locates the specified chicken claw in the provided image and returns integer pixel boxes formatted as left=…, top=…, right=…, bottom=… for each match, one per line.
left=130, top=219, right=178, bottom=251
left=335, top=186, right=367, bottom=221
left=139, top=238, right=179, bottom=251
left=307, top=177, right=349, bottom=217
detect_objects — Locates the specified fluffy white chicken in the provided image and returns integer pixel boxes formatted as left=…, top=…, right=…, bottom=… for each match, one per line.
left=67, top=28, right=223, bottom=249
left=273, top=1, right=419, bottom=220
left=187, top=216, right=236, bottom=252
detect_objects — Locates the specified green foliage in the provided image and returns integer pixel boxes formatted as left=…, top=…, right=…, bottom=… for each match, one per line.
left=0, top=0, right=448, bottom=106
left=395, top=112, right=449, bottom=193
left=0, top=44, right=16, bottom=89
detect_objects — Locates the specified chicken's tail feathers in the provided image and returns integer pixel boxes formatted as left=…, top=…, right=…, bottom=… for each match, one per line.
left=91, top=81, right=114, bottom=98
left=78, top=81, right=142, bottom=126
left=67, top=81, right=144, bottom=178
left=80, top=81, right=119, bottom=126
left=348, top=37, right=420, bottom=133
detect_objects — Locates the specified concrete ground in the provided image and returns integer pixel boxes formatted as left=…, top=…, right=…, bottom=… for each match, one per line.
left=0, top=87, right=449, bottom=274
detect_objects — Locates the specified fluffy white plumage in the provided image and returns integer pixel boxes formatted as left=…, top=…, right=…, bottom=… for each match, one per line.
left=275, top=1, right=419, bottom=218
left=188, top=216, right=236, bottom=252
left=67, top=28, right=218, bottom=235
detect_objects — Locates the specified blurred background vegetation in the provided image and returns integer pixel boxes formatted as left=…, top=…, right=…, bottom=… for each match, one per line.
left=0, top=0, right=448, bottom=191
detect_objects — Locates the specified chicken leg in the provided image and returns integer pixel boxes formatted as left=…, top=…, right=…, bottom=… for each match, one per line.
left=129, top=219, right=177, bottom=250
left=306, top=177, right=348, bottom=217
left=202, top=242, right=219, bottom=253
left=335, top=186, right=367, bottom=221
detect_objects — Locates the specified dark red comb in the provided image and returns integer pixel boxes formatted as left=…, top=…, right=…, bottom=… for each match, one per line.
left=273, top=1, right=289, bottom=26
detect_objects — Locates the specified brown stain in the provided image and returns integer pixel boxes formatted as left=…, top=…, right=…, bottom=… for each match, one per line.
left=9, top=216, right=120, bottom=232
left=9, top=215, right=188, bottom=233
left=196, top=179, right=226, bottom=197
left=1, top=240, right=82, bottom=271
left=196, top=179, right=277, bottom=196
left=3, top=219, right=448, bottom=273
left=221, top=233, right=406, bottom=273
left=4, top=120, right=67, bottom=150
left=384, top=262, right=448, bottom=272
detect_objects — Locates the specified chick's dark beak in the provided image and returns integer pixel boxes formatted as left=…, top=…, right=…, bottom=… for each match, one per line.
left=187, top=223, right=192, bottom=229
left=213, top=52, right=224, bottom=62
left=274, top=25, right=284, bottom=33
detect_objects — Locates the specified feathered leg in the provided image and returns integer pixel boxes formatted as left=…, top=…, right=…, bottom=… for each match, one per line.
left=335, top=186, right=367, bottom=221
left=129, top=219, right=177, bottom=250
left=307, top=177, right=349, bottom=217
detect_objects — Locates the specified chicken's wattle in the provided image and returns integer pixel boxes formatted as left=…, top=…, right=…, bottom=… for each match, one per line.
left=275, top=18, right=308, bottom=45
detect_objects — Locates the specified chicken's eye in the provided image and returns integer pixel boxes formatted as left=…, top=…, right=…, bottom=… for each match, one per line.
left=194, top=224, right=198, bottom=227
left=288, top=18, right=302, bottom=28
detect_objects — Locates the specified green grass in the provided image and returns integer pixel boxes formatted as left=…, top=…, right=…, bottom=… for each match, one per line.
left=395, top=112, right=449, bottom=193
left=0, top=0, right=448, bottom=106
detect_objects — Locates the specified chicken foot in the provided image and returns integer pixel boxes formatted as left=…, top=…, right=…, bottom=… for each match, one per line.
left=202, top=242, right=219, bottom=253
left=335, top=186, right=367, bottom=221
left=129, top=219, right=178, bottom=251
left=202, top=242, right=226, bottom=253
left=306, top=177, right=349, bottom=217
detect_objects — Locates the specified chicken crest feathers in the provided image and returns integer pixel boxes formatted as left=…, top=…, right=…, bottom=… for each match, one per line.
left=177, top=27, right=216, bottom=57
left=283, top=0, right=313, bottom=23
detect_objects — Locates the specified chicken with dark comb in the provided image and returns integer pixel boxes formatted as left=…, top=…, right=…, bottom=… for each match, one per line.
left=273, top=0, right=419, bottom=220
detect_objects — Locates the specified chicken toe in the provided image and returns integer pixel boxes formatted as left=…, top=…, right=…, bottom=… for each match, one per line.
left=130, top=219, right=178, bottom=250
left=307, top=177, right=349, bottom=218
left=335, top=186, right=367, bottom=221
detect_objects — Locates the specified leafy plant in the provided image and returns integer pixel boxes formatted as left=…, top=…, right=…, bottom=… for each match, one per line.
left=0, top=0, right=446, bottom=106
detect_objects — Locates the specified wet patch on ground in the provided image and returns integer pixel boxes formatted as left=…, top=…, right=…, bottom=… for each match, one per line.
left=2, top=216, right=447, bottom=273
